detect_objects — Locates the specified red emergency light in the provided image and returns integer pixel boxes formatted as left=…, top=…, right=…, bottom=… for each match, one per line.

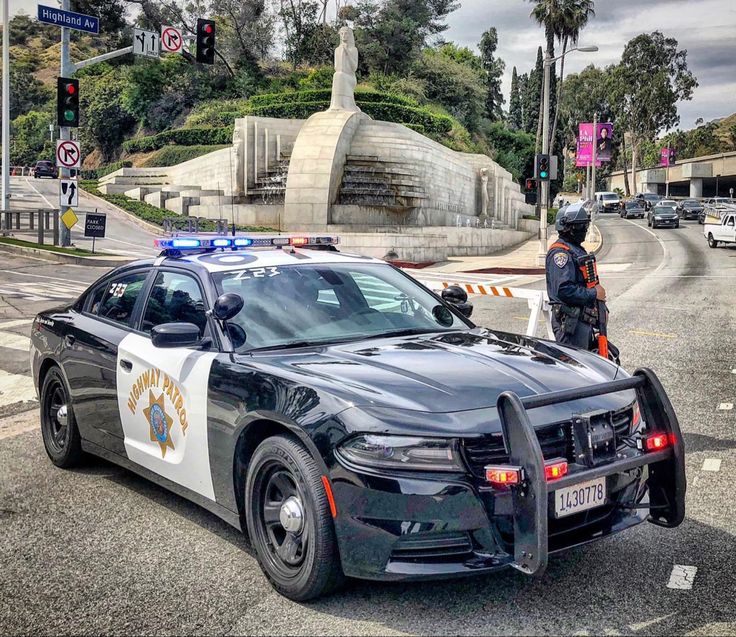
left=544, top=459, right=568, bottom=481
left=485, top=466, right=523, bottom=486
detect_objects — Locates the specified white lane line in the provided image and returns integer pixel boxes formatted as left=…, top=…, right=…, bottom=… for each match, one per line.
left=0, top=319, right=33, bottom=329
left=0, top=332, right=31, bottom=351
left=702, top=458, right=722, bottom=472
left=0, top=269, right=91, bottom=284
left=718, top=402, right=733, bottom=410
left=0, top=369, right=37, bottom=406
left=667, top=565, right=697, bottom=590
left=621, top=217, right=669, bottom=275
left=23, top=177, right=55, bottom=209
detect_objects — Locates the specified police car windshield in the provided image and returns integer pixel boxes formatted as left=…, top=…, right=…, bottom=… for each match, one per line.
left=212, top=262, right=469, bottom=351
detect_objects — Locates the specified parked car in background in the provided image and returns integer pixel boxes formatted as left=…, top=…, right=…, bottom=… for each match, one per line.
left=33, top=160, right=57, bottom=179
left=594, top=191, right=622, bottom=213
left=648, top=202, right=679, bottom=229
left=635, top=192, right=662, bottom=210
left=704, top=211, right=736, bottom=248
left=677, top=199, right=703, bottom=220
left=621, top=200, right=646, bottom=219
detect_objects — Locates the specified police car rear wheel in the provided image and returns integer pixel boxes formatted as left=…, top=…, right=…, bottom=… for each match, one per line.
left=40, top=367, right=83, bottom=468
left=245, top=435, right=343, bottom=600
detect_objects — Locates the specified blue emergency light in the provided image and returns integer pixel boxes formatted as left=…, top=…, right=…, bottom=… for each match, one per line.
left=154, top=234, right=339, bottom=251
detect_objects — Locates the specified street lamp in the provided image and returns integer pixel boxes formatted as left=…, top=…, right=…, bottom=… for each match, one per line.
left=537, top=44, right=599, bottom=266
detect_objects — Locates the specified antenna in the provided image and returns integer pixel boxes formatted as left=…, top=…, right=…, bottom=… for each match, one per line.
left=228, top=141, right=236, bottom=233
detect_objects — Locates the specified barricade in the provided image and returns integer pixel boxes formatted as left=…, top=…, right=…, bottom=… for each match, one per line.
left=0, top=208, right=60, bottom=245
left=413, top=276, right=555, bottom=340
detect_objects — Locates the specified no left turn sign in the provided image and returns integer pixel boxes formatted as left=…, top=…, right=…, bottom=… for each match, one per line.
left=56, top=140, right=81, bottom=169
left=161, top=25, right=183, bottom=53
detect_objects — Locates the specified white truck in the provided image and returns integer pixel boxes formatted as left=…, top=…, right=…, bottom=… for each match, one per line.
left=704, top=211, right=736, bottom=248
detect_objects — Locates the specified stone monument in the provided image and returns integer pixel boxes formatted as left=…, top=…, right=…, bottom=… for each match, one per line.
left=480, top=167, right=490, bottom=216
left=329, top=27, right=361, bottom=112
left=231, top=125, right=245, bottom=197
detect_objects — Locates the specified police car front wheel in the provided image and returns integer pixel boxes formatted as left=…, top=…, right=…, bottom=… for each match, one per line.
left=244, top=435, right=344, bottom=601
left=40, top=367, right=83, bottom=468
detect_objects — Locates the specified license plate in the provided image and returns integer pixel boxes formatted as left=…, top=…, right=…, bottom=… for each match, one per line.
left=554, top=477, right=606, bottom=518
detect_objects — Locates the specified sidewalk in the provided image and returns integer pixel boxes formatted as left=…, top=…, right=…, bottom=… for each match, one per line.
left=426, top=224, right=602, bottom=273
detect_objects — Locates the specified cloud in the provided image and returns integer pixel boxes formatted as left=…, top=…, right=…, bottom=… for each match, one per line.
left=445, top=0, right=736, bottom=130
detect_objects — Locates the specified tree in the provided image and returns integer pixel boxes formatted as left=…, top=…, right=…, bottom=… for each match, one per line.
left=618, top=31, right=697, bottom=194
left=509, top=67, right=523, bottom=129
left=213, top=0, right=274, bottom=78
left=353, top=0, right=460, bottom=76
left=279, top=0, right=336, bottom=69
left=522, top=46, right=543, bottom=147
left=548, top=0, right=595, bottom=155
left=479, top=27, right=505, bottom=122
left=71, top=0, right=127, bottom=37
left=529, top=0, right=562, bottom=149
left=10, top=111, right=55, bottom=166
left=517, top=71, right=529, bottom=130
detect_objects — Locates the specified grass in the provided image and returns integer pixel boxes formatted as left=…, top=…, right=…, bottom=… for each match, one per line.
left=0, top=237, right=97, bottom=257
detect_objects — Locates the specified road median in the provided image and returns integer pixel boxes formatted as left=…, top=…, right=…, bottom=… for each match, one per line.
left=0, top=238, right=132, bottom=267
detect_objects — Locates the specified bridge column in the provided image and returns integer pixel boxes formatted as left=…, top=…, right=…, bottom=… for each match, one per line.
left=689, top=178, right=703, bottom=198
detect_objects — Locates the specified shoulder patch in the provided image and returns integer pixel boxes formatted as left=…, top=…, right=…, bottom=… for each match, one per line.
left=553, top=251, right=569, bottom=268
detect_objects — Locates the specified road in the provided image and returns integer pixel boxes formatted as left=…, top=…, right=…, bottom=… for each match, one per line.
left=6, top=175, right=158, bottom=259
left=0, top=214, right=734, bottom=635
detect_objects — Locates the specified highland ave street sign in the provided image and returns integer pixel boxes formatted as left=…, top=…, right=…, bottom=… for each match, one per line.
left=37, top=5, right=100, bottom=35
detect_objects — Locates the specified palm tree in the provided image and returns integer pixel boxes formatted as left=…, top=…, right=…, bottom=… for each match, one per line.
left=548, top=0, right=595, bottom=155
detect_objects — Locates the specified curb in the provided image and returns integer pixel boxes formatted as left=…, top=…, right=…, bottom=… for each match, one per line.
left=80, top=187, right=164, bottom=236
left=0, top=242, right=133, bottom=267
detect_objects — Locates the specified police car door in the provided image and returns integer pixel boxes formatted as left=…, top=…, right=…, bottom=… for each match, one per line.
left=115, top=269, right=218, bottom=500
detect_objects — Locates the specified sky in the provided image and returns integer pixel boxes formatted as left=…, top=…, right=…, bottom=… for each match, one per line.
left=445, top=0, right=736, bottom=130
left=6, top=0, right=736, bottom=131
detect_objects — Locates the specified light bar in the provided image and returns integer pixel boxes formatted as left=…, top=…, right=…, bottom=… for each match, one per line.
left=154, top=234, right=340, bottom=251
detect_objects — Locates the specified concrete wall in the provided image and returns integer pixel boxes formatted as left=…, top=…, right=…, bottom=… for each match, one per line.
left=165, top=148, right=233, bottom=194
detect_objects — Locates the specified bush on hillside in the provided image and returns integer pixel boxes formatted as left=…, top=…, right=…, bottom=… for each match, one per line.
left=122, top=127, right=234, bottom=153
left=80, top=161, right=133, bottom=180
left=248, top=88, right=416, bottom=108
left=141, top=145, right=228, bottom=167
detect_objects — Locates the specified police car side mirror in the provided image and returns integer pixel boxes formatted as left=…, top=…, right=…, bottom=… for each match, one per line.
left=441, top=285, right=474, bottom=318
left=151, top=323, right=202, bottom=348
left=213, top=293, right=244, bottom=321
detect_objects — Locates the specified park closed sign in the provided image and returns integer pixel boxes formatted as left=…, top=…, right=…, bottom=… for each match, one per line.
left=84, top=213, right=107, bottom=238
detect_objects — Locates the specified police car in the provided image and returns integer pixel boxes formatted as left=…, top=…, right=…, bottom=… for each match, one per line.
left=31, top=234, right=686, bottom=601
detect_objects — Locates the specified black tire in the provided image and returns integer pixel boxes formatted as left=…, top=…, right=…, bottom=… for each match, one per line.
left=675, top=222, right=680, bottom=228
left=707, top=233, right=718, bottom=249
left=245, top=435, right=344, bottom=601
left=40, top=366, right=83, bottom=468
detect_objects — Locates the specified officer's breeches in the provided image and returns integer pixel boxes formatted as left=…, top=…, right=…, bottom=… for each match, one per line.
left=551, top=313, right=595, bottom=350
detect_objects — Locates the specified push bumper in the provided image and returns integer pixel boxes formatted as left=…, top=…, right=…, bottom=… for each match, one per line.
left=497, top=367, right=685, bottom=576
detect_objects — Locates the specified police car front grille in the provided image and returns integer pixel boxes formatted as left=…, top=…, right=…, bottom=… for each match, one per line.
left=463, top=408, right=634, bottom=478
left=463, top=422, right=575, bottom=478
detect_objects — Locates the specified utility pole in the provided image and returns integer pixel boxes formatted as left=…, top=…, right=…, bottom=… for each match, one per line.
left=591, top=113, right=598, bottom=205
left=2, top=0, right=10, bottom=212
left=59, top=0, right=72, bottom=246
left=537, top=48, right=552, bottom=266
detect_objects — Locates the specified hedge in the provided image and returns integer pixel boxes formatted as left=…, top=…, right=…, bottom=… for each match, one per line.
left=248, top=88, right=417, bottom=109
left=141, top=145, right=228, bottom=167
left=248, top=100, right=452, bottom=135
left=122, top=126, right=233, bottom=153
left=80, top=161, right=132, bottom=180
left=80, top=180, right=276, bottom=233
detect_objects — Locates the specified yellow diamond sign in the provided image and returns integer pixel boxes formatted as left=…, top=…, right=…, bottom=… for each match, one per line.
left=61, top=208, right=79, bottom=230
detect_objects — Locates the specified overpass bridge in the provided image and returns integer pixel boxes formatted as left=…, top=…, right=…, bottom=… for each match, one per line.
left=609, top=150, right=736, bottom=198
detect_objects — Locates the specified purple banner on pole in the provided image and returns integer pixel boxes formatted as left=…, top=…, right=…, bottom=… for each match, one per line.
left=660, top=147, right=674, bottom=166
left=576, top=122, right=613, bottom=166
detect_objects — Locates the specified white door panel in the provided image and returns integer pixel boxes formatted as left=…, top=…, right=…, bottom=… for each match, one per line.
left=117, top=333, right=217, bottom=500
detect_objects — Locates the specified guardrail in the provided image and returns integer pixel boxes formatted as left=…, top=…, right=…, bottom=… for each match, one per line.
left=0, top=208, right=60, bottom=245
left=414, top=276, right=555, bottom=340
left=162, top=217, right=230, bottom=234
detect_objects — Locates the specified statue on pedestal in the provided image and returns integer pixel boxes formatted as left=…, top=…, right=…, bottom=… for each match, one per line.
left=329, top=27, right=360, bottom=112
left=232, top=125, right=245, bottom=198
left=479, top=167, right=491, bottom=217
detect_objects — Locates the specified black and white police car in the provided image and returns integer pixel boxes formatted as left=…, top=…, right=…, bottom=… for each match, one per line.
left=31, top=234, right=686, bottom=600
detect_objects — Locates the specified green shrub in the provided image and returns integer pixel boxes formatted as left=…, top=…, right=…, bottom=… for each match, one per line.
left=79, top=161, right=133, bottom=180
left=122, top=126, right=234, bottom=153
left=248, top=88, right=416, bottom=108
left=185, top=99, right=250, bottom=128
left=141, top=145, right=228, bottom=167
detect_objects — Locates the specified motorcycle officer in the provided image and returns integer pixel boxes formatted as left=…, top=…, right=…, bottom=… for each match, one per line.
left=546, top=202, right=607, bottom=349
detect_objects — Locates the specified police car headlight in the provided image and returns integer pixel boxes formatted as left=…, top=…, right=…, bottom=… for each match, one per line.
left=337, top=435, right=463, bottom=472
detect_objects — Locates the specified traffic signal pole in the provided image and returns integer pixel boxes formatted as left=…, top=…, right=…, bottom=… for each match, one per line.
left=59, top=0, right=73, bottom=246
left=537, top=48, right=552, bottom=266
left=1, top=0, right=10, bottom=212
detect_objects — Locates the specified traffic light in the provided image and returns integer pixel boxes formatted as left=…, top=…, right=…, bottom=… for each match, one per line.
left=525, top=178, right=537, bottom=191
left=536, top=153, right=550, bottom=181
left=196, top=18, right=216, bottom=64
left=57, top=77, right=79, bottom=128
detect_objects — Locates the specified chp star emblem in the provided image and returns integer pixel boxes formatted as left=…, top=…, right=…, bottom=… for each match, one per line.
left=553, top=251, right=569, bottom=268
left=143, top=390, right=175, bottom=457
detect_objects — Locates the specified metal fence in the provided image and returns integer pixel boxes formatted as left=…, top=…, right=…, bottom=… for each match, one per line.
left=162, top=217, right=230, bottom=235
left=0, top=208, right=60, bottom=245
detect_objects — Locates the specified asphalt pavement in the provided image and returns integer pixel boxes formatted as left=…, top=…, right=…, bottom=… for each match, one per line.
left=0, top=213, right=735, bottom=635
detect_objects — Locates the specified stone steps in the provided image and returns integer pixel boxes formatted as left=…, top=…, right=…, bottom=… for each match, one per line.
left=98, top=176, right=169, bottom=186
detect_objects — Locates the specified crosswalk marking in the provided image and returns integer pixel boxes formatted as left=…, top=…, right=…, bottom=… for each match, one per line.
left=0, top=319, right=33, bottom=329
left=0, top=332, right=31, bottom=351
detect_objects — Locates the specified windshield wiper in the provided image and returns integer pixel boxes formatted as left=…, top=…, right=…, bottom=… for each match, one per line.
left=361, top=327, right=444, bottom=341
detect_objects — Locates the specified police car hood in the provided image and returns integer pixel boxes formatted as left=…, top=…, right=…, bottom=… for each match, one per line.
left=245, top=328, right=632, bottom=433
